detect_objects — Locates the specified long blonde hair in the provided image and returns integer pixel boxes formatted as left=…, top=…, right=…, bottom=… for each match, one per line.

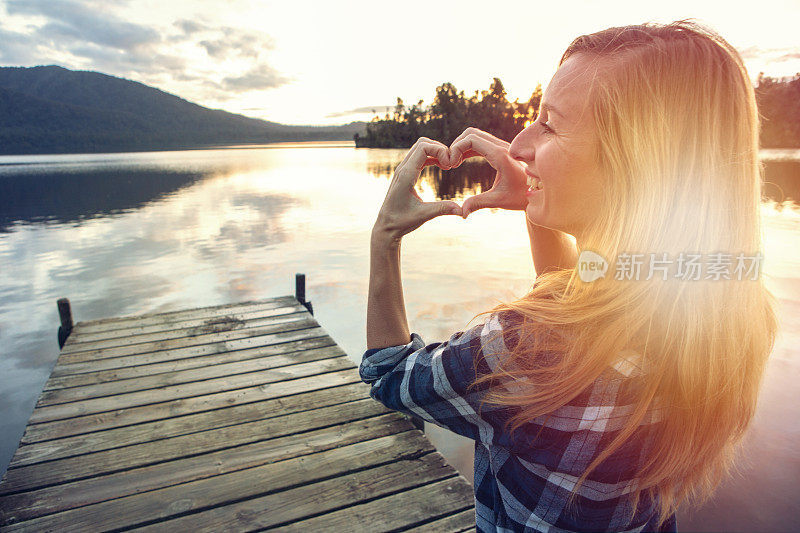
left=469, top=20, right=780, bottom=528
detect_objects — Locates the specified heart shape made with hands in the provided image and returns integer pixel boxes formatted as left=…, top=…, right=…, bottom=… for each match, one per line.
left=376, top=131, right=532, bottom=241
left=437, top=133, right=531, bottom=218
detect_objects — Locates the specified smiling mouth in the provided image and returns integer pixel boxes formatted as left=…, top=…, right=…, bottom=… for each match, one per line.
left=526, top=172, right=543, bottom=191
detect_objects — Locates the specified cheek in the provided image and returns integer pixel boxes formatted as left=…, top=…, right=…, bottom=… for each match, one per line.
left=554, top=144, right=601, bottom=190
left=536, top=144, right=562, bottom=180
left=538, top=144, right=576, bottom=193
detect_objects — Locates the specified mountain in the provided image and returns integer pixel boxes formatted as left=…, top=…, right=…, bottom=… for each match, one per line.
left=0, top=65, right=365, bottom=155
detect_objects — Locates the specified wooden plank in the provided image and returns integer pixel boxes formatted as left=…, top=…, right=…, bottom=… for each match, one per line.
left=70, top=296, right=297, bottom=333
left=68, top=303, right=306, bottom=343
left=1, top=414, right=414, bottom=522
left=58, top=315, right=316, bottom=365
left=38, top=345, right=346, bottom=406
left=403, top=509, right=477, bottom=532
left=19, top=368, right=362, bottom=447
left=4, top=396, right=390, bottom=491
left=24, top=379, right=369, bottom=446
left=43, top=335, right=336, bottom=391
left=130, top=452, right=458, bottom=532
left=28, top=356, right=356, bottom=426
left=1, top=431, right=434, bottom=532
left=50, top=326, right=329, bottom=377
left=261, top=476, right=475, bottom=532
left=59, top=313, right=315, bottom=360
left=62, top=308, right=308, bottom=353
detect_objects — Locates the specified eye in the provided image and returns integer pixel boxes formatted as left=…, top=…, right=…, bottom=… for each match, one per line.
left=534, top=116, right=555, bottom=135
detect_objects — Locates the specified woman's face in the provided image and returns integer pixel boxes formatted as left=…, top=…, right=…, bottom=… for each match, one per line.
left=509, top=53, right=607, bottom=239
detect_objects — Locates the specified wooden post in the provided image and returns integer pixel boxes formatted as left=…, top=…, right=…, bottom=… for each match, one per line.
left=57, top=298, right=73, bottom=349
left=295, top=273, right=313, bottom=315
left=295, top=273, right=306, bottom=303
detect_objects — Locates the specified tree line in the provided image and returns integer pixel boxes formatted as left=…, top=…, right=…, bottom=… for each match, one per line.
left=755, top=73, right=800, bottom=148
left=354, top=78, right=540, bottom=148
left=355, top=74, right=800, bottom=149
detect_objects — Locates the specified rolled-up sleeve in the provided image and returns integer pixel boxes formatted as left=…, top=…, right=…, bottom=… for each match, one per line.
left=359, top=311, right=527, bottom=450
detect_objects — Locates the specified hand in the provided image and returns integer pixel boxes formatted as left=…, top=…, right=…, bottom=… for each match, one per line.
left=448, top=128, right=529, bottom=217
left=373, top=137, right=462, bottom=242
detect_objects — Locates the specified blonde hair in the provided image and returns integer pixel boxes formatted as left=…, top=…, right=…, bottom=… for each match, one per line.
left=469, top=20, right=780, bottom=529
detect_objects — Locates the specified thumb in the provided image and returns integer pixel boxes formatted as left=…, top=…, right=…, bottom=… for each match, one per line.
left=462, top=191, right=498, bottom=218
left=422, top=200, right=462, bottom=220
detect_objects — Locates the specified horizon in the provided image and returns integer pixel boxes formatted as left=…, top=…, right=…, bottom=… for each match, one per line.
left=1, top=1, right=799, bottom=125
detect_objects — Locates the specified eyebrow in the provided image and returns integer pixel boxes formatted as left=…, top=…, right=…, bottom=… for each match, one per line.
left=540, top=102, right=565, bottom=120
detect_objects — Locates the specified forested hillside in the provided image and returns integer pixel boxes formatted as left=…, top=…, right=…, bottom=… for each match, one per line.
left=0, top=66, right=364, bottom=154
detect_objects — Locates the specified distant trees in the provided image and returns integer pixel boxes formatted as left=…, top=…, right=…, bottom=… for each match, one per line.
left=355, top=78, right=542, bottom=148
left=356, top=73, right=800, bottom=149
left=756, top=73, right=800, bottom=148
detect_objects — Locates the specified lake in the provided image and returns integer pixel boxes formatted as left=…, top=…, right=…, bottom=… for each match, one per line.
left=1, top=141, right=798, bottom=531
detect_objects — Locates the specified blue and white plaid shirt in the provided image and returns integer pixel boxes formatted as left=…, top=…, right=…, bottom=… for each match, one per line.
left=360, top=310, right=677, bottom=533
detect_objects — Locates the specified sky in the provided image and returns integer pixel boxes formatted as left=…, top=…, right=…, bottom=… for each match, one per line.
left=0, top=0, right=799, bottom=125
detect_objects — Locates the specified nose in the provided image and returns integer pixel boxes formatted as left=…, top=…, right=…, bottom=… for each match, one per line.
left=508, top=126, right=535, bottom=163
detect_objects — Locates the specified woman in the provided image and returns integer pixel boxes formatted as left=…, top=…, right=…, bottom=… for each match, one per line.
left=360, top=20, right=778, bottom=532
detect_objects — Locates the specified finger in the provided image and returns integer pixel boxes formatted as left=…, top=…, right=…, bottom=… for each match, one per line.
left=398, top=137, right=448, bottom=169
left=451, top=127, right=511, bottom=150
left=399, top=140, right=451, bottom=183
left=449, top=133, right=507, bottom=171
left=422, top=156, right=449, bottom=168
left=420, top=200, right=463, bottom=220
left=462, top=190, right=504, bottom=218
left=450, top=128, right=510, bottom=167
left=395, top=156, right=440, bottom=179
left=455, top=149, right=482, bottom=162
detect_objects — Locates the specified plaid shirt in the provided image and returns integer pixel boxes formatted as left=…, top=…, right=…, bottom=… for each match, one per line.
left=360, top=310, right=676, bottom=533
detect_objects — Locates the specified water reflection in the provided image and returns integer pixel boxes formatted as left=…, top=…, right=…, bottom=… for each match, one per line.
left=0, top=168, right=207, bottom=231
left=763, top=159, right=800, bottom=203
left=365, top=155, right=800, bottom=205
left=5, top=152, right=793, bottom=234
left=366, top=159, right=497, bottom=200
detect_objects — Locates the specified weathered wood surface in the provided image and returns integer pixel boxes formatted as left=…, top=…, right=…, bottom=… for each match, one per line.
left=0, top=296, right=475, bottom=532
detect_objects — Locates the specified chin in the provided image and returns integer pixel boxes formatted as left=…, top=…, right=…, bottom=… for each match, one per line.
left=525, top=206, right=544, bottom=226
left=525, top=208, right=563, bottom=234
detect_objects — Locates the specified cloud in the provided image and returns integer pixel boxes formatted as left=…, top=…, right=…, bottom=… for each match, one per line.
left=174, top=20, right=275, bottom=60
left=0, top=1, right=290, bottom=103
left=200, top=35, right=261, bottom=60
left=326, top=105, right=393, bottom=118
left=204, top=27, right=275, bottom=59
left=222, top=63, right=290, bottom=90
left=737, top=46, right=761, bottom=60
left=67, top=43, right=188, bottom=78
left=199, top=40, right=228, bottom=59
left=175, top=19, right=207, bottom=35
left=0, top=26, right=42, bottom=64
left=776, top=52, right=800, bottom=62
left=7, top=0, right=160, bottom=50
left=736, top=45, right=800, bottom=64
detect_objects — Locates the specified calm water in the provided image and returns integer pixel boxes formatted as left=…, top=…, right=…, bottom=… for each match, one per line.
left=1, top=142, right=798, bottom=531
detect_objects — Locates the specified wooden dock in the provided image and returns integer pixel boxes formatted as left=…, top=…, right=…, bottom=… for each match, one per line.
left=0, top=289, right=475, bottom=531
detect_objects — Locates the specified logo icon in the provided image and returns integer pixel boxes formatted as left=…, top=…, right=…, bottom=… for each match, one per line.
left=577, top=250, right=608, bottom=282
